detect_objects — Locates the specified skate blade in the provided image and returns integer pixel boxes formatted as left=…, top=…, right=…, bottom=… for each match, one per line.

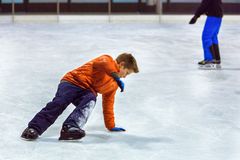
left=58, top=135, right=85, bottom=141
left=198, top=64, right=221, bottom=70
left=58, top=137, right=83, bottom=141
left=58, top=139, right=82, bottom=142
left=20, top=137, right=37, bottom=141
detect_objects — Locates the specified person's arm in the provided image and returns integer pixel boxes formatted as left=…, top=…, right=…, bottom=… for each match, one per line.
left=189, top=0, right=210, bottom=24
left=102, top=90, right=126, bottom=132
left=195, top=0, right=210, bottom=18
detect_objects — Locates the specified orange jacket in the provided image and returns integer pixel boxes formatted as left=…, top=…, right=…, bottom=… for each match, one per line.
left=61, top=55, right=119, bottom=130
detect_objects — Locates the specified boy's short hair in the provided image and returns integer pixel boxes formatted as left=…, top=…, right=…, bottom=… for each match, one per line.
left=116, top=53, right=139, bottom=73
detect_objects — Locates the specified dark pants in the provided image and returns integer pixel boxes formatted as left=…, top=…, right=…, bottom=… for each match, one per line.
left=28, top=82, right=96, bottom=135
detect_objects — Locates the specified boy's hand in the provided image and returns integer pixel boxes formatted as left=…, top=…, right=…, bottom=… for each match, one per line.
left=116, top=78, right=124, bottom=92
left=189, top=16, right=198, bottom=24
left=110, top=127, right=126, bottom=132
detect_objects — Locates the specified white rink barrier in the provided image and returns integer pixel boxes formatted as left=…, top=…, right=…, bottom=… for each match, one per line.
left=0, top=15, right=239, bottom=24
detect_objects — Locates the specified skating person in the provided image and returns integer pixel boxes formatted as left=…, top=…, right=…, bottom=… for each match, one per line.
left=189, top=0, right=223, bottom=69
left=21, top=53, right=139, bottom=141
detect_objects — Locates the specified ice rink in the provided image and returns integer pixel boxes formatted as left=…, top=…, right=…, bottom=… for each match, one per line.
left=0, top=18, right=240, bottom=160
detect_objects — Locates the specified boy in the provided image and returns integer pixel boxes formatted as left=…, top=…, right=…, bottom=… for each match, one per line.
left=21, top=53, right=139, bottom=141
left=189, top=0, right=223, bottom=69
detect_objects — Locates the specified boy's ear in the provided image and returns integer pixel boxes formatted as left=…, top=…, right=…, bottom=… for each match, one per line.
left=119, top=61, right=125, bottom=67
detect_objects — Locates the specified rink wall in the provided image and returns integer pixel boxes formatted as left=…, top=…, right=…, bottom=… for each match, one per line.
left=0, top=14, right=240, bottom=24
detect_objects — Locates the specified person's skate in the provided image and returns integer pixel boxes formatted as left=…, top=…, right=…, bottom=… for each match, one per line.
left=198, top=60, right=221, bottom=70
left=212, top=59, right=221, bottom=69
left=21, top=127, right=39, bottom=141
left=58, top=125, right=85, bottom=141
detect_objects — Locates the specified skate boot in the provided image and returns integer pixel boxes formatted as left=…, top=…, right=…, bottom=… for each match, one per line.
left=198, top=60, right=209, bottom=65
left=21, top=127, right=39, bottom=141
left=59, top=125, right=85, bottom=140
left=198, top=44, right=221, bottom=70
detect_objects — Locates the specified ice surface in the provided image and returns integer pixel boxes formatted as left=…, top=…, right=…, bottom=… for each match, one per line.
left=0, top=20, right=240, bottom=160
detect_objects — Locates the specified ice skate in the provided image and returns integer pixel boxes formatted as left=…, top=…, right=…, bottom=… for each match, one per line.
left=198, top=59, right=221, bottom=70
left=198, top=60, right=221, bottom=70
left=198, top=60, right=209, bottom=65
left=58, top=125, right=85, bottom=141
left=21, top=127, right=39, bottom=141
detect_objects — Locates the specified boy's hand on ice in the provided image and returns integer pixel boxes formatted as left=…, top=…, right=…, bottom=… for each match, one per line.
left=110, top=127, right=126, bottom=132
left=189, top=16, right=198, bottom=24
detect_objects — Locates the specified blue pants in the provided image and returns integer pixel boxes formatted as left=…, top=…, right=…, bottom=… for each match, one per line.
left=202, top=16, right=222, bottom=61
left=28, top=82, right=96, bottom=135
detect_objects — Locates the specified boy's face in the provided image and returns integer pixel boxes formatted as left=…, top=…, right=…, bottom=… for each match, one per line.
left=118, top=62, right=133, bottom=78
